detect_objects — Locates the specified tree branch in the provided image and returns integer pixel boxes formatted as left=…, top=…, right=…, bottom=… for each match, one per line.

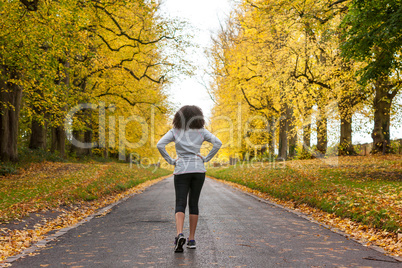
left=240, top=87, right=263, bottom=111
left=244, top=75, right=262, bottom=82
left=97, top=92, right=166, bottom=112
left=94, top=4, right=176, bottom=45
left=329, top=0, right=349, bottom=8
left=390, top=81, right=401, bottom=99
left=83, top=59, right=164, bottom=84
left=94, top=32, right=138, bottom=52
left=120, top=66, right=165, bottom=84
left=292, top=55, right=332, bottom=89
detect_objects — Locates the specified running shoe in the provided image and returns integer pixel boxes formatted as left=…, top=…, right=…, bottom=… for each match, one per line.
left=174, top=233, right=186, bottom=253
left=187, top=239, right=196, bottom=249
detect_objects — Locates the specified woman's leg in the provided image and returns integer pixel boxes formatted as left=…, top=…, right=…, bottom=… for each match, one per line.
left=175, top=212, right=185, bottom=235
left=188, top=173, right=206, bottom=240
left=174, top=174, right=190, bottom=235
left=189, top=215, right=198, bottom=240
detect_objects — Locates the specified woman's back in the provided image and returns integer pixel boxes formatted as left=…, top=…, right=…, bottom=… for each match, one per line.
left=173, top=128, right=205, bottom=157
left=157, top=127, right=222, bottom=175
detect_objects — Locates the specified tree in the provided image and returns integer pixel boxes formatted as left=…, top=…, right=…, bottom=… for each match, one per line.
left=0, top=0, right=191, bottom=161
left=341, top=0, right=402, bottom=153
left=0, top=0, right=40, bottom=161
left=208, top=0, right=366, bottom=159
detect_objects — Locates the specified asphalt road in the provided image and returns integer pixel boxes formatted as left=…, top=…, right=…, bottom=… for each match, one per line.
left=10, top=176, right=401, bottom=267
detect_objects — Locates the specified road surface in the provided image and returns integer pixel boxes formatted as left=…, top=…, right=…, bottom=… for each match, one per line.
left=10, top=176, right=401, bottom=267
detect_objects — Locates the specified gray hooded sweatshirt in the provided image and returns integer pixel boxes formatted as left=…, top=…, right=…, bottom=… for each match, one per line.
left=156, top=128, right=222, bottom=175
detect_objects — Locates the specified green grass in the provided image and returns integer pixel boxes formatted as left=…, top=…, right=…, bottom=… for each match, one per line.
left=0, top=147, right=123, bottom=176
left=0, top=162, right=171, bottom=222
left=207, top=155, right=402, bottom=232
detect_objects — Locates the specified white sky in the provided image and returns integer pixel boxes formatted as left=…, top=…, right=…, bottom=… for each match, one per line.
left=159, top=0, right=234, bottom=123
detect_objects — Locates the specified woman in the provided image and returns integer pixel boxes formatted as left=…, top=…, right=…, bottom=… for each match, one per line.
left=156, top=105, right=222, bottom=253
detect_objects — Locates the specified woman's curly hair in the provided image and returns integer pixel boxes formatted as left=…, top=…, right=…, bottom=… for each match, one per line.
left=173, top=105, right=205, bottom=129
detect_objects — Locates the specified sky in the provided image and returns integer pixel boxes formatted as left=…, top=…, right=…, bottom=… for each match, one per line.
left=159, top=0, right=234, bottom=123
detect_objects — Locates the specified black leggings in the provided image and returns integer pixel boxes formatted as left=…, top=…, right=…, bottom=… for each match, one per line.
left=174, top=172, right=205, bottom=215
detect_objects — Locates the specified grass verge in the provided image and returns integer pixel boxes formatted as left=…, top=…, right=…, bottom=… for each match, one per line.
left=0, top=161, right=170, bottom=223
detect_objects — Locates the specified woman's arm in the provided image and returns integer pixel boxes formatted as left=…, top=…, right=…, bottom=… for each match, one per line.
left=200, top=129, right=222, bottom=162
left=156, top=129, right=177, bottom=165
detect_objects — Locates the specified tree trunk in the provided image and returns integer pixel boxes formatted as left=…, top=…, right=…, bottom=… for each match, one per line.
left=103, top=146, right=108, bottom=158
left=29, top=117, right=46, bottom=150
left=288, top=132, right=297, bottom=158
left=84, top=128, right=92, bottom=156
left=316, top=109, right=327, bottom=155
left=0, top=66, right=23, bottom=162
left=265, top=116, right=275, bottom=156
left=277, top=104, right=288, bottom=161
left=50, top=58, right=70, bottom=158
left=29, top=96, right=47, bottom=151
left=339, top=116, right=355, bottom=155
left=303, top=124, right=311, bottom=148
left=83, top=107, right=93, bottom=156
left=371, top=77, right=394, bottom=154
left=338, top=97, right=356, bottom=156
left=302, top=111, right=311, bottom=157
left=287, top=107, right=297, bottom=158
left=69, top=130, right=82, bottom=155
left=51, top=125, right=66, bottom=157
left=268, top=116, right=275, bottom=155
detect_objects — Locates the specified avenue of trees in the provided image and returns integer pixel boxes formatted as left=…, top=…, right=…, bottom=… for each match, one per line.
left=1, top=0, right=401, bottom=164
left=208, top=0, right=402, bottom=160
left=0, top=0, right=190, bottom=162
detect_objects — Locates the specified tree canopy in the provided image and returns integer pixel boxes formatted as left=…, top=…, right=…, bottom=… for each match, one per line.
left=341, top=0, right=402, bottom=84
left=207, top=0, right=401, bottom=159
left=0, top=0, right=192, bottom=161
